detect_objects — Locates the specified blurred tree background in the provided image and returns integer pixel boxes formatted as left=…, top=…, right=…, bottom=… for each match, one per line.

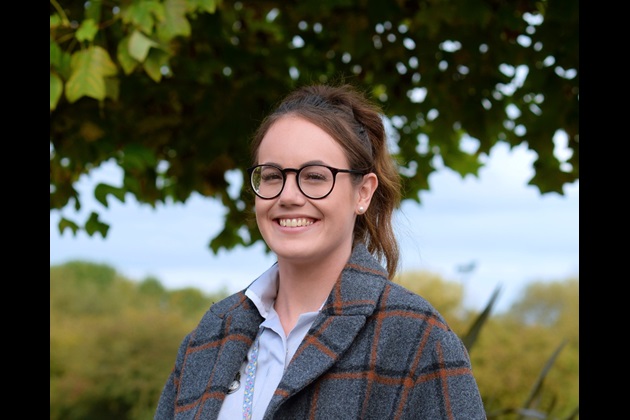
left=50, top=0, right=578, bottom=252
left=50, top=261, right=578, bottom=419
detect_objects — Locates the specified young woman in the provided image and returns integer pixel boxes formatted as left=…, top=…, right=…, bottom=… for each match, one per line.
left=154, top=84, right=486, bottom=419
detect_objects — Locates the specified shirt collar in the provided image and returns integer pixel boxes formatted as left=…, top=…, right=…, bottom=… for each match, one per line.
left=245, top=262, right=279, bottom=319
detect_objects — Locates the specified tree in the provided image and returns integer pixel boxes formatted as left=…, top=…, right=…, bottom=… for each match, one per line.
left=50, top=0, right=579, bottom=253
left=394, top=269, right=466, bottom=324
left=50, top=261, right=229, bottom=419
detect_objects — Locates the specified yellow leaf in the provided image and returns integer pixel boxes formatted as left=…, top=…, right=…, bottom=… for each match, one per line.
left=128, top=30, right=159, bottom=62
left=65, top=46, right=118, bottom=103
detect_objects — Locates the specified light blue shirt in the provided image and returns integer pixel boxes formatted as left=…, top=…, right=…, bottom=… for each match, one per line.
left=218, top=263, right=321, bottom=420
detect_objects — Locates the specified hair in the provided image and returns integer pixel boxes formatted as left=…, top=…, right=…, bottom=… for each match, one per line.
left=250, top=83, right=402, bottom=279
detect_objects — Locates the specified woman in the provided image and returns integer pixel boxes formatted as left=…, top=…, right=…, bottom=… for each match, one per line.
left=154, top=84, right=486, bottom=419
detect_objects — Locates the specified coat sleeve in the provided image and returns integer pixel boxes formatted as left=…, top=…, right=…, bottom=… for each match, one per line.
left=405, top=326, right=486, bottom=419
left=154, top=333, right=193, bottom=420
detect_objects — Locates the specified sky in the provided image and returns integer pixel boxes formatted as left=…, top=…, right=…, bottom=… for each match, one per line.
left=50, top=139, right=579, bottom=314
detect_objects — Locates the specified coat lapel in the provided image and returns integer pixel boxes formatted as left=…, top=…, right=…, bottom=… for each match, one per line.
left=267, top=244, right=388, bottom=412
left=176, top=292, right=263, bottom=418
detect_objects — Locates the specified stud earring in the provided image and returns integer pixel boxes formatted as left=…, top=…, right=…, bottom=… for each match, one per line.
left=358, top=206, right=365, bottom=214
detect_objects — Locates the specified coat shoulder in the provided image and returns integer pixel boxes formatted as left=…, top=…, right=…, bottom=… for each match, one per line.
left=188, top=290, right=260, bottom=345
left=384, top=281, right=446, bottom=320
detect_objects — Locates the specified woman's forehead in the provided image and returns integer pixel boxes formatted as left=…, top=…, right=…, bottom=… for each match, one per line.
left=257, top=117, right=348, bottom=166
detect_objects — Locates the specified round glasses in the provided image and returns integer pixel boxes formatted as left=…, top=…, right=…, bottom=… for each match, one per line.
left=247, top=164, right=367, bottom=199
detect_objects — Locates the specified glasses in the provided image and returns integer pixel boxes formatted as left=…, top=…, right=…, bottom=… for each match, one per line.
left=247, top=164, right=367, bottom=199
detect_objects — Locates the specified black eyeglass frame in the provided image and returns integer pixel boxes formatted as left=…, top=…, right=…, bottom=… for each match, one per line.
left=247, top=164, right=367, bottom=200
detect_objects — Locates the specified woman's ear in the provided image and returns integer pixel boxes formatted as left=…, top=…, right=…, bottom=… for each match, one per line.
left=356, top=173, right=378, bottom=214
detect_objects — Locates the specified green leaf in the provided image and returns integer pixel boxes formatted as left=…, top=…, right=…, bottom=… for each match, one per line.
left=50, top=73, right=63, bottom=111
left=94, top=183, right=126, bottom=207
left=105, top=77, right=120, bottom=101
left=123, top=174, right=140, bottom=193
left=50, top=13, right=62, bottom=29
left=76, top=18, right=99, bottom=42
left=143, top=49, right=171, bottom=82
left=122, top=0, right=164, bottom=34
left=519, top=339, right=569, bottom=416
left=58, top=217, right=79, bottom=235
left=461, top=284, right=501, bottom=352
left=121, top=144, right=158, bottom=170
left=50, top=39, right=62, bottom=68
left=84, top=211, right=110, bottom=237
left=51, top=42, right=73, bottom=80
left=442, top=151, right=484, bottom=178
left=209, top=226, right=246, bottom=253
left=156, top=0, right=191, bottom=41
left=194, top=0, right=219, bottom=13
left=65, top=46, right=118, bottom=103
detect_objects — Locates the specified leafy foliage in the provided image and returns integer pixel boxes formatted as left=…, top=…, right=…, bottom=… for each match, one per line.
left=50, top=0, right=579, bottom=253
left=394, top=269, right=466, bottom=321
left=471, top=278, right=579, bottom=419
left=50, top=261, right=229, bottom=420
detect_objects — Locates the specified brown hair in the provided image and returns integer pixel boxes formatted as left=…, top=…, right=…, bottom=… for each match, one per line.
left=250, top=84, right=401, bottom=279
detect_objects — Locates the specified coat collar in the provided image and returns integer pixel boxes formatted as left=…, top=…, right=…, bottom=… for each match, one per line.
left=179, top=243, right=389, bottom=418
left=209, top=242, right=388, bottom=321
left=266, top=242, right=389, bottom=414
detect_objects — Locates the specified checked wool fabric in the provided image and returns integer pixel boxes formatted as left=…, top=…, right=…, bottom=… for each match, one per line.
left=154, top=243, right=486, bottom=420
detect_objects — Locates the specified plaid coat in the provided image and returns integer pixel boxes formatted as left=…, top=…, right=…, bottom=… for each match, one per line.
left=154, top=244, right=486, bottom=419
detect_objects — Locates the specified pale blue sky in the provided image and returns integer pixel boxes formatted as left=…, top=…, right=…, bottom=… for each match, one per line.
left=50, top=141, right=579, bottom=313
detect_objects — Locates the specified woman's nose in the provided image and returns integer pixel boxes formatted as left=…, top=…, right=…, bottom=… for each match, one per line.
left=278, top=173, right=306, bottom=202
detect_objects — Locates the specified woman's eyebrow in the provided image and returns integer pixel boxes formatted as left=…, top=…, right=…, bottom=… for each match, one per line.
left=258, top=160, right=329, bottom=168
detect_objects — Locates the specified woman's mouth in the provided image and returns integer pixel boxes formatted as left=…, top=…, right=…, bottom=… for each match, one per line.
left=277, top=218, right=315, bottom=227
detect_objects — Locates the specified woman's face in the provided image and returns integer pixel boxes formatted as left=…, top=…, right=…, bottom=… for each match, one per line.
left=254, top=115, right=375, bottom=266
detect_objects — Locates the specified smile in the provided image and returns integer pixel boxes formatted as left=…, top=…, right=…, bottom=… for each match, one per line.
left=278, top=218, right=314, bottom=227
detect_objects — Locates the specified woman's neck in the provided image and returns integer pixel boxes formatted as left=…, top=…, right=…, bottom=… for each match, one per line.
left=274, top=249, right=350, bottom=335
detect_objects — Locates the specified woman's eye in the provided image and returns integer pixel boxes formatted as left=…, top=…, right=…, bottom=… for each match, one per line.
left=262, top=173, right=282, bottom=181
left=303, top=172, right=326, bottom=181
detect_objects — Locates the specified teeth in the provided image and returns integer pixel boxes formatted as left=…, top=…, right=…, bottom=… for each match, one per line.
left=279, top=218, right=314, bottom=227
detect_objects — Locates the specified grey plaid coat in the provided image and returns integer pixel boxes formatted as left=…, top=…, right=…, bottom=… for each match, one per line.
left=154, top=244, right=486, bottom=419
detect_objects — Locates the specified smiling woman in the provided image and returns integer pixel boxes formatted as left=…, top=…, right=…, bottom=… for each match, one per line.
left=248, top=115, right=378, bottom=276
left=153, top=83, right=487, bottom=419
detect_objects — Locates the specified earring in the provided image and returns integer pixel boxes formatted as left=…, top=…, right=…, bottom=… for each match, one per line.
left=358, top=206, right=364, bottom=214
